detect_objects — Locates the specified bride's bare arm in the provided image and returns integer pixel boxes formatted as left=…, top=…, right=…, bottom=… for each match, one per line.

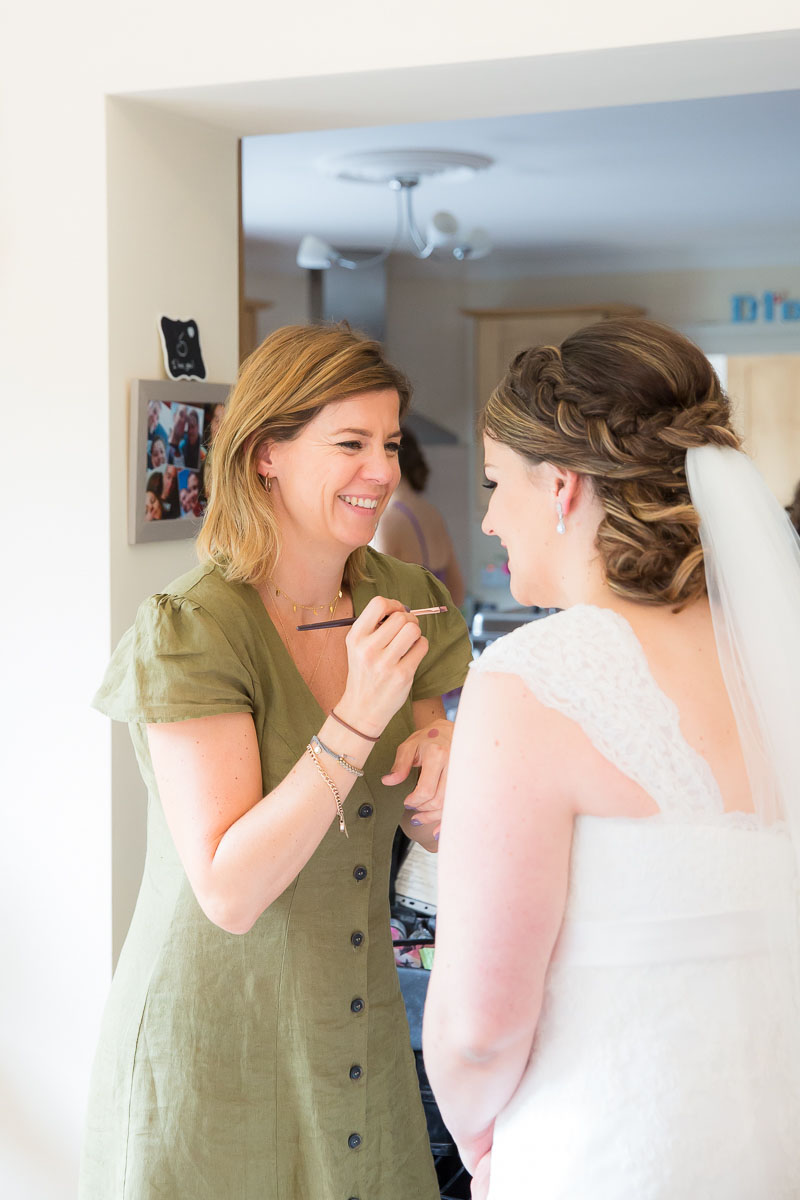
left=422, top=668, right=576, bottom=1172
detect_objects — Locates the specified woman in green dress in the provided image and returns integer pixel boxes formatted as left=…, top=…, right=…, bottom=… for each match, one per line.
left=81, top=324, right=472, bottom=1200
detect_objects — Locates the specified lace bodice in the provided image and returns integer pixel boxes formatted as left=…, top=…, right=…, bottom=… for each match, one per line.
left=471, top=604, right=730, bottom=821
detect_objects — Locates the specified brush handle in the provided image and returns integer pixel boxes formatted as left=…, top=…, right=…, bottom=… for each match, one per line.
left=296, top=615, right=360, bottom=631
left=296, top=605, right=447, bottom=632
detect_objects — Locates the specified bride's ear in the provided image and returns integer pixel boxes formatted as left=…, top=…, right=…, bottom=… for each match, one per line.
left=553, top=469, right=582, bottom=517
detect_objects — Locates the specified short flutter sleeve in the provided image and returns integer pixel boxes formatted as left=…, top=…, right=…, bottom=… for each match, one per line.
left=92, top=594, right=254, bottom=724
left=409, top=569, right=472, bottom=701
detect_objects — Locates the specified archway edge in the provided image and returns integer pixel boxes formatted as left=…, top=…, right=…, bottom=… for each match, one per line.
left=122, top=29, right=800, bottom=134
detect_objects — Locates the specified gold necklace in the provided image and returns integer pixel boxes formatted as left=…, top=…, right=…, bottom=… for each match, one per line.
left=271, top=590, right=342, bottom=690
left=270, top=580, right=343, bottom=616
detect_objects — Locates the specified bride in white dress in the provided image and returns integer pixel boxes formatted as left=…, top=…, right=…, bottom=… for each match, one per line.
left=423, top=318, right=800, bottom=1199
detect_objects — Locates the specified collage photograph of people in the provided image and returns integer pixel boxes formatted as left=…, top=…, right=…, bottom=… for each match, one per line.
left=143, top=399, right=226, bottom=521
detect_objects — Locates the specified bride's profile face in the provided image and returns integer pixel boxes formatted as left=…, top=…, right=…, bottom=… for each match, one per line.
left=481, top=435, right=559, bottom=606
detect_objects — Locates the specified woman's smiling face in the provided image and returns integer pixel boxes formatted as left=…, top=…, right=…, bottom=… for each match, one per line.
left=259, top=390, right=402, bottom=555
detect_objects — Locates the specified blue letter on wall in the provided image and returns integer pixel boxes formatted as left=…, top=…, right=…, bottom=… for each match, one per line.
left=732, top=295, right=758, bottom=322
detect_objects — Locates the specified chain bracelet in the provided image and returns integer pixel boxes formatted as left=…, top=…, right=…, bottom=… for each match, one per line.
left=305, top=742, right=348, bottom=837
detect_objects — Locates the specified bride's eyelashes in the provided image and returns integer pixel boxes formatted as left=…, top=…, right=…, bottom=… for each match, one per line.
left=482, top=479, right=498, bottom=490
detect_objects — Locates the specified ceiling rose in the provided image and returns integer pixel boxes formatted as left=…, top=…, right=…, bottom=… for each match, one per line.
left=318, top=148, right=494, bottom=185
left=297, top=148, right=494, bottom=269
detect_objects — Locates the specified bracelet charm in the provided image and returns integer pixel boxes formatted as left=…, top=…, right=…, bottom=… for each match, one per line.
left=311, top=734, right=364, bottom=778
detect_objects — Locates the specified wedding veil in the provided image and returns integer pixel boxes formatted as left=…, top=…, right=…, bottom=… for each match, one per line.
left=686, top=446, right=800, bottom=841
left=686, top=444, right=800, bottom=1168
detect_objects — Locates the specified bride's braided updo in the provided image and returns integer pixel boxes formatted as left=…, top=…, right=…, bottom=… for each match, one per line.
left=479, top=318, right=741, bottom=608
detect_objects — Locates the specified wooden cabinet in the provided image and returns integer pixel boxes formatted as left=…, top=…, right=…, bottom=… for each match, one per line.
left=239, top=298, right=273, bottom=365
left=463, top=304, right=645, bottom=421
left=726, top=355, right=800, bottom=506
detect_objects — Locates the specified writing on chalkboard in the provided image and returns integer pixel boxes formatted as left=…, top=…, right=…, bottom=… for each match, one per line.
left=159, top=315, right=207, bottom=381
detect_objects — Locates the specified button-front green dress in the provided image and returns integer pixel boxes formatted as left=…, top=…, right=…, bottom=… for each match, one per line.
left=81, top=548, right=472, bottom=1200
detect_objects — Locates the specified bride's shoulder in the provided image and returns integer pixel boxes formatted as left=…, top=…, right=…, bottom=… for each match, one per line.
left=472, top=604, right=629, bottom=681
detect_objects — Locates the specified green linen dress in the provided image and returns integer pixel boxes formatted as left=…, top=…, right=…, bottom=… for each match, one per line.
left=81, top=548, right=472, bottom=1200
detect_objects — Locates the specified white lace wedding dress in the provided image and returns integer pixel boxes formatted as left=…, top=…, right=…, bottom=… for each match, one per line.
left=473, top=605, right=800, bottom=1200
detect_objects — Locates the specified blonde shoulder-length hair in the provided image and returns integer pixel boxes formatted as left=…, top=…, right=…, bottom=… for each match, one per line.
left=197, top=323, right=412, bottom=586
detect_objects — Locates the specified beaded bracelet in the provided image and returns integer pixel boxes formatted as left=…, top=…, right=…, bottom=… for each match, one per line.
left=310, top=734, right=364, bottom=778
left=306, top=741, right=348, bottom=836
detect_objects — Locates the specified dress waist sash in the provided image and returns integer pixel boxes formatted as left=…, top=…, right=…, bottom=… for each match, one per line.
left=554, top=909, right=787, bottom=967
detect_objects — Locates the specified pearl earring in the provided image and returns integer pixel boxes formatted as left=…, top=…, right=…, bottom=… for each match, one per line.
left=556, top=499, right=566, bottom=535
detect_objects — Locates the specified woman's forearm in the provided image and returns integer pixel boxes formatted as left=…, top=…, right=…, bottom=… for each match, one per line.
left=149, top=709, right=377, bottom=934
left=207, top=713, right=376, bottom=932
left=422, top=1019, right=533, bottom=1171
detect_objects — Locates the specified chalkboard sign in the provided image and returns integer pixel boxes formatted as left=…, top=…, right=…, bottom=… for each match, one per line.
left=159, top=315, right=207, bottom=381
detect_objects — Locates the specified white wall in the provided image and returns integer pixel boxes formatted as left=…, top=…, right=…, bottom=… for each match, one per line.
left=106, top=100, right=240, bottom=961
left=0, top=76, right=113, bottom=1200
left=5, top=4, right=800, bottom=1197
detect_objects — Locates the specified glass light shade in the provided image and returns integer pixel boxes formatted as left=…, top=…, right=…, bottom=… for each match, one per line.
left=297, top=234, right=336, bottom=269
left=454, top=227, right=492, bottom=260
left=425, top=211, right=459, bottom=247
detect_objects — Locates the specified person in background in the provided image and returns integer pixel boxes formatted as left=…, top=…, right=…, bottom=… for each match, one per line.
left=147, top=400, right=169, bottom=456
left=205, top=402, right=226, bottom=447
left=373, top=425, right=465, bottom=607
left=168, top=405, right=189, bottom=462
left=160, top=463, right=180, bottom=519
left=179, top=469, right=203, bottom=518
left=199, top=401, right=226, bottom=500
left=144, top=472, right=163, bottom=521
left=787, top=479, right=800, bottom=535
left=148, top=435, right=168, bottom=470
left=81, top=322, right=472, bottom=1200
left=179, top=409, right=206, bottom=469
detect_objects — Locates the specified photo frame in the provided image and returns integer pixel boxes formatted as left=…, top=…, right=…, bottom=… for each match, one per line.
left=129, top=378, right=232, bottom=544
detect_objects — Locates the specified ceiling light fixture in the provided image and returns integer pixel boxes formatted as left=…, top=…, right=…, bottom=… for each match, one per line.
left=296, top=149, right=494, bottom=271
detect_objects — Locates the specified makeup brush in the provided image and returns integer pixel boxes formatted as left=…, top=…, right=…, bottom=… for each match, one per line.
left=296, top=605, right=448, bottom=632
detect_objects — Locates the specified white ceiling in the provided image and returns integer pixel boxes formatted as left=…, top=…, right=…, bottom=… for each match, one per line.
left=242, top=90, right=800, bottom=280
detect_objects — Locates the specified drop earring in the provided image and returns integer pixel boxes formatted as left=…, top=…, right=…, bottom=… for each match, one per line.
left=556, top=499, right=566, bottom=535
left=266, top=476, right=272, bottom=494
